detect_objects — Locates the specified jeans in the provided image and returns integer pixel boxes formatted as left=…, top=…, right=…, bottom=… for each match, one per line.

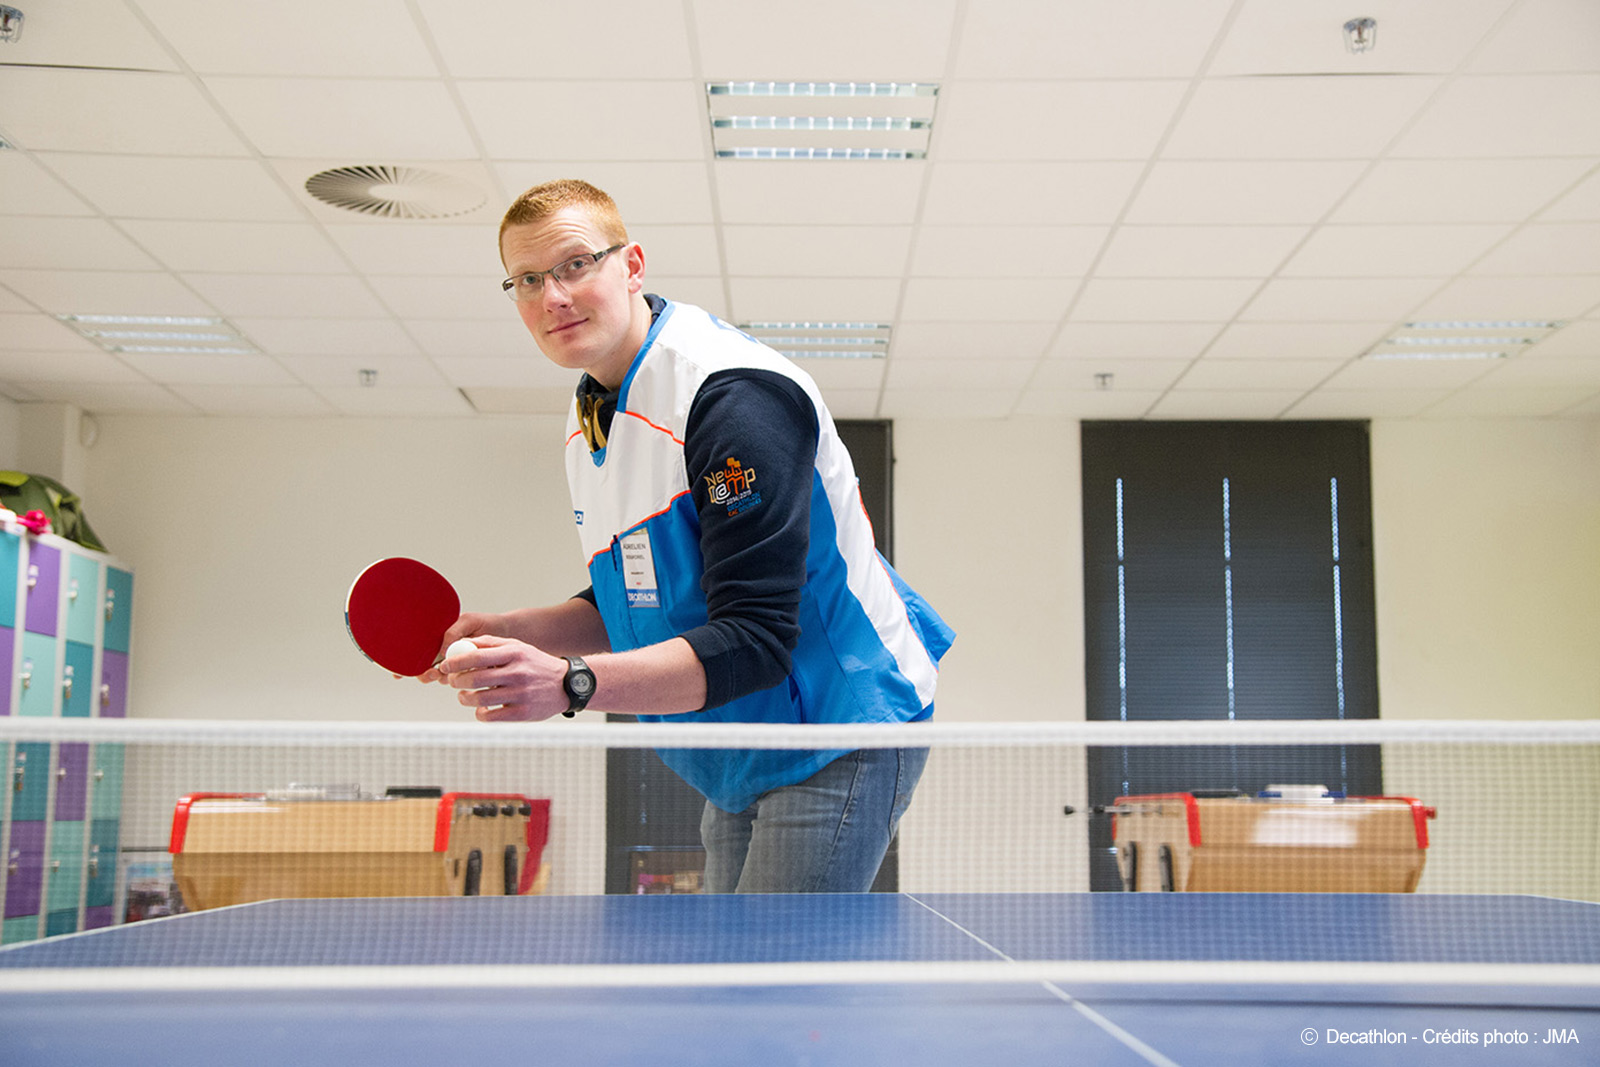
left=699, top=747, right=929, bottom=893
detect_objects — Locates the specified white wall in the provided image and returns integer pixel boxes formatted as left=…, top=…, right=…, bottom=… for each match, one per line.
left=33, top=408, right=1600, bottom=896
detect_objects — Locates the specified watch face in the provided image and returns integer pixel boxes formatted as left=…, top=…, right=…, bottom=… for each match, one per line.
left=570, top=670, right=595, bottom=697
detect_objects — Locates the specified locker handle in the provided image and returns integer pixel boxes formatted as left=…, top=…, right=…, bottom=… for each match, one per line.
left=26, top=563, right=38, bottom=592
left=20, top=658, right=31, bottom=691
left=57, top=766, right=67, bottom=781
left=94, top=768, right=105, bottom=783
left=88, top=846, right=100, bottom=880
left=101, top=683, right=111, bottom=708
left=105, top=588, right=116, bottom=621
left=68, top=577, right=80, bottom=603
left=50, top=859, right=60, bottom=872
left=63, top=664, right=74, bottom=702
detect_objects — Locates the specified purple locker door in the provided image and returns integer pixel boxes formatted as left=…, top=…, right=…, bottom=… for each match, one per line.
left=23, top=543, right=60, bottom=636
left=4, top=821, right=45, bottom=919
left=100, top=651, right=129, bottom=718
left=53, top=743, right=90, bottom=822
left=0, top=627, right=11, bottom=716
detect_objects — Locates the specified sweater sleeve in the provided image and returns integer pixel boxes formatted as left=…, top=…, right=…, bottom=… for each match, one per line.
left=677, top=368, right=819, bottom=709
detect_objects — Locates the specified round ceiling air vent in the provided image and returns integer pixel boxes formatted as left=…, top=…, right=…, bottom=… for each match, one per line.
left=304, top=164, right=487, bottom=220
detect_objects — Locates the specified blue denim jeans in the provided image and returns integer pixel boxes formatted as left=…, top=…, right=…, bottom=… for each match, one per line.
left=699, top=747, right=929, bottom=893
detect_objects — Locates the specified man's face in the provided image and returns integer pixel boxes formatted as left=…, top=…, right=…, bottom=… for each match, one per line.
left=500, top=205, right=646, bottom=388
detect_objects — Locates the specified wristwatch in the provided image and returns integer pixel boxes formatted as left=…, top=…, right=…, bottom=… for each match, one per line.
left=562, top=656, right=596, bottom=717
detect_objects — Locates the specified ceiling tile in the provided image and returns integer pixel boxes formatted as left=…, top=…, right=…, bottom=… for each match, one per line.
left=1527, top=320, right=1600, bottom=358
left=886, top=359, right=1033, bottom=390
left=900, top=279, right=1076, bottom=323
left=22, top=381, right=196, bottom=414
left=1407, top=276, right=1600, bottom=321
left=1332, top=159, right=1596, bottom=224
left=0, top=218, right=160, bottom=271
left=691, top=0, right=958, bottom=80
left=167, top=384, right=337, bottom=416
left=922, top=163, right=1144, bottom=226
left=116, top=353, right=299, bottom=386
left=955, top=0, right=1233, bottom=78
left=879, top=388, right=1021, bottom=419
left=0, top=153, right=94, bottom=216
left=1164, top=77, right=1443, bottom=160
left=138, top=0, right=439, bottom=76
left=41, top=154, right=304, bottom=222
left=1539, top=167, right=1600, bottom=222
left=815, top=389, right=882, bottom=419
left=1179, top=358, right=1344, bottom=391
left=1032, top=359, right=1188, bottom=391
left=791, top=360, right=885, bottom=393
left=1210, top=0, right=1516, bottom=76
left=716, top=162, right=926, bottom=226
left=1423, top=385, right=1590, bottom=417
left=460, top=81, right=704, bottom=161
left=630, top=225, right=722, bottom=277
left=1127, top=161, right=1368, bottom=224
left=1240, top=277, right=1444, bottom=322
left=0, top=0, right=179, bottom=70
left=0, top=313, right=100, bottom=352
left=648, top=278, right=730, bottom=320
left=314, top=385, right=475, bottom=416
left=1476, top=355, right=1600, bottom=388
left=1014, top=389, right=1163, bottom=418
left=1072, top=278, right=1261, bottom=322
left=460, top=387, right=575, bottom=415
left=283, top=354, right=451, bottom=389
left=1469, top=0, right=1600, bottom=73
left=1286, top=389, right=1452, bottom=418
left=1097, top=226, right=1306, bottom=278
left=0, top=69, right=248, bottom=155
left=892, top=322, right=1056, bottom=361
left=0, top=350, right=144, bottom=383
left=368, top=277, right=507, bottom=320
left=722, top=226, right=908, bottom=277
left=0, top=270, right=218, bottom=317
left=324, top=224, right=501, bottom=278
left=404, top=318, right=540, bottom=359
left=911, top=226, right=1108, bottom=278
left=727, top=278, right=900, bottom=322
left=1050, top=322, right=1224, bottom=360
left=1282, top=224, right=1514, bottom=277
left=938, top=82, right=1185, bottom=161
left=204, top=77, right=478, bottom=158
left=433, top=355, right=573, bottom=389
left=1323, top=357, right=1499, bottom=390
left=1394, top=75, right=1600, bottom=158
left=1147, top=390, right=1301, bottom=419
left=180, top=273, right=391, bottom=319
left=417, top=0, right=692, bottom=78
left=119, top=220, right=349, bottom=274
left=232, top=317, right=422, bottom=357
left=1206, top=322, right=1387, bottom=360
left=1469, top=223, right=1600, bottom=275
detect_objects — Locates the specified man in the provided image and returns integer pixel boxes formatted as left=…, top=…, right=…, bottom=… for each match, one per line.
left=430, top=179, right=953, bottom=893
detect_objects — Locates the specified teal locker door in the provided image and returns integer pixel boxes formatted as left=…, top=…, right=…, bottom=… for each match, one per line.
left=0, top=529, right=18, bottom=628
left=103, top=567, right=133, bottom=654
left=64, top=554, right=101, bottom=647
left=45, top=819, right=86, bottom=916
left=85, top=818, right=119, bottom=908
left=62, top=641, right=94, bottom=718
left=9, top=742, right=50, bottom=820
left=91, top=744, right=124, bottom=819
left=17, top=632, right=57, bottom=717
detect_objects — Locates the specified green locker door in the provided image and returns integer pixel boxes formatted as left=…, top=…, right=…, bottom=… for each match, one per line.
left=103, top=567, right=133, bottom=654
left=17, top=632, right=57, bottom=717
left=85, top=818, right=120, bottom=908
left=9, top=742, right=50, bottom=821
left=64, top=554, right=101, bottom=647
left=62, top=641, right=94, bottom=718
left=45, top=819, right=86, bottom=916
left=91, top=744, right=124, bottom=819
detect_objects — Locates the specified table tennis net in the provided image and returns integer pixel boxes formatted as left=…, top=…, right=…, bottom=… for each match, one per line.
left=1, top=717, right=1596, bottom=972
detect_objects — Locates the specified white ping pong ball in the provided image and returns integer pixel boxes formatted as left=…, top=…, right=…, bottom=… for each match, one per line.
left=446, top=638, right=478, bottom=661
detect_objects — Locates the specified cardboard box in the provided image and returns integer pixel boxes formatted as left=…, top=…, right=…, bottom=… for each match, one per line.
left=1112, top=791, right=1435, bottom=893
left=170, top=790, right=551, bottom=910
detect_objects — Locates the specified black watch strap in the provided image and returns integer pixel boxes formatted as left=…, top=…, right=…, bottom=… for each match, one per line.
left=562, top=656, right=596, bottom=717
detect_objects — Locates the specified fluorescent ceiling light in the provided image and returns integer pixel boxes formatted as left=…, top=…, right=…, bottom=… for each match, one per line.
left=709, top=82, right=937, bottom=98
left=712, top=116, right=930, bottom=131
left=1363, top=319, right=1565, bottom=362
left=742, top=322, right=890, bottom=360
left=59, top=313, right=255, bottom=356
left=715, top=147, right=925, bottom=161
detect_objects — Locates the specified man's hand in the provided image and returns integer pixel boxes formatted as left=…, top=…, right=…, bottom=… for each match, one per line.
left=439, top=634, right=572, bottom=722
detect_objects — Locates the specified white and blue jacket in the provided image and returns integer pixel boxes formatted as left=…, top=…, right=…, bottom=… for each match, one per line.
left=566, top=298, right=954, bottom=812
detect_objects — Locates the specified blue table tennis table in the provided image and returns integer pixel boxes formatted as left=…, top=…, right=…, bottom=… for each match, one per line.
left=2, top=892, right=1596, bottom=1066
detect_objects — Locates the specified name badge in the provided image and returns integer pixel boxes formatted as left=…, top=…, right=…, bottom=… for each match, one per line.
left=620, top=529, right=660, bottom=608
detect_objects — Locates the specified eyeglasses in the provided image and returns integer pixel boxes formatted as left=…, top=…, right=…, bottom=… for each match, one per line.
left=501, top=244, right=625, bottom=302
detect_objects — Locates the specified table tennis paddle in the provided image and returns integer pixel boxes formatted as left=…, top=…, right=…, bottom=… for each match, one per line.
left=345, top=557, right=460, bottom=677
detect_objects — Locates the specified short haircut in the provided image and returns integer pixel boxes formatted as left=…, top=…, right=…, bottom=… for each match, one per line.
left=499, top=179, right=629, bottom=252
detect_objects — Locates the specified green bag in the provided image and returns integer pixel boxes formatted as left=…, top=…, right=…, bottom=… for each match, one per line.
left=0, top=471, right=108, bottom=552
